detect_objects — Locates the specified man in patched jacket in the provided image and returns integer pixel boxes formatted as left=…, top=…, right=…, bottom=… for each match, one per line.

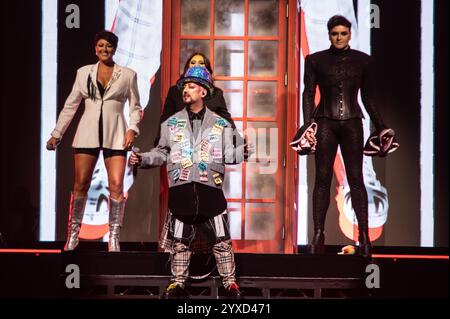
left=130, top=66, right=245, bottom=298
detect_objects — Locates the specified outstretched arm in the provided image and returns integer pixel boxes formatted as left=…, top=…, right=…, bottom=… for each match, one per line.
left=133, top=125, right=171, bottom=168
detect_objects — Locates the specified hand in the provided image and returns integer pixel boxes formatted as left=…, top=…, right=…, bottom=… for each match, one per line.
left=381, top=128, right=395, bottom=142
left=46, top=136, right=60, bottom=151
left=244, top=143, right=256, bottom=158
left=129, top=150, right=141, bottom=166
left=304, top=130, right=317, bottom=145
left=123, top=130, right=136, bottom=150
left=381, top=135, right=391, bottom=144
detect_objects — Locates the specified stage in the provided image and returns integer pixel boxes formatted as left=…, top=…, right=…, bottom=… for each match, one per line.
left=0, top=244, right=447, bottom=299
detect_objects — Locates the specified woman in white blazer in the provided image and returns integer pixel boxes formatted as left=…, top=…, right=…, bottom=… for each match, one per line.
left=46, top=31, right=142, bottom=252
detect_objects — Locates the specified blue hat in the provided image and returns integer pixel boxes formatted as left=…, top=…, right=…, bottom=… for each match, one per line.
left=177, top=66, right=214, bottom=96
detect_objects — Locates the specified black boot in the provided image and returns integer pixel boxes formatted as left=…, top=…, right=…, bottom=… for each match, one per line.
left=307, top=229, right=325, bottom=254
left=163, top=283, right=189, bottom=299
left=358, top=231, right=372, bottom=258
left=223, top=283, right=242, bottom=299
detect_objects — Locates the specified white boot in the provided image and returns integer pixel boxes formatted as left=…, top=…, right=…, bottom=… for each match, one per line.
left=64, top=193, right=87, bottom=251
left=108, top=197, right=126, bottom=252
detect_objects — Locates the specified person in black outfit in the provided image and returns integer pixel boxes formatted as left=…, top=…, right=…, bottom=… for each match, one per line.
left=160, top=52, right=234, bottom=126
left=293, top=15, right=394, bottom=257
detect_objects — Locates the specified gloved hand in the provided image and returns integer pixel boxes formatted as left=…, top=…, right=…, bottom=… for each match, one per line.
left=290, top=122, right=318, bottom=155
left=364, top=128, right=399, bottom=157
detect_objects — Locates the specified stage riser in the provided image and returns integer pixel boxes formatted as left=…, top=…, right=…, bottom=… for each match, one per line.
left=61, top=275, right=364, bottom=299
left=1, top=252, right=447, bottom=299
left=60, top=252, right=368, bottom=278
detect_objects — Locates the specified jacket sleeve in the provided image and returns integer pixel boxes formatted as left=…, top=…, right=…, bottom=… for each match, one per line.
left=127, top=71, right=143, bottom=136
left=302, top=55, right=317, bottom=125
left=139, top=124, right=170, bottom=168
left=361, top=57, right=385, bottom=130
left=51, top=69, right=84, bottom=139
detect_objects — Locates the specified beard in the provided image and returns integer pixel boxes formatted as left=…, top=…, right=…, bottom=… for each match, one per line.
left=183, top=94, right=196, bottom=105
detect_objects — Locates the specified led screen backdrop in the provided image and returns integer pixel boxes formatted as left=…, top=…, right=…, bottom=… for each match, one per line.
left=297, top=0, right=436, bottom=246
left=40, top=0, right=162, bottom=242
left=19, top=0, right=445, bottom=247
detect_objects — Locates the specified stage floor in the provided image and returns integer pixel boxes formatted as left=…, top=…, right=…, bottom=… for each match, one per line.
left=0, top=244, right=448, bottom=299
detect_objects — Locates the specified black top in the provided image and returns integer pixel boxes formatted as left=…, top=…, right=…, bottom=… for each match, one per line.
left=97, top=81, right=106, bottom=98
left=303, top=46, right=385, bottom=130
left=97, top=81, right=105, bottom=146
left=187, top=105, right=206, bottom=122
left=187, top=105, right=206, bottom=139
left=168, top=106, right=227, bottom=224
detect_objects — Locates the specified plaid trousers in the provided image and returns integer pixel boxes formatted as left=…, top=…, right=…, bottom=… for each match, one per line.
left=160, top=210, right=236, bottom=288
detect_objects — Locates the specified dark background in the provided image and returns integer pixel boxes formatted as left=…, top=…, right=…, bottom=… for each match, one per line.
left=433, top=0, right=449, bottom=247
left=0, top=0, right=447, bottom=247
left=371, top=0, right=422, bottom=245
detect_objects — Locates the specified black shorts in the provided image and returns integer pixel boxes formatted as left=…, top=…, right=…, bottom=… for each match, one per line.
left=74, top=104, right=127, bottom=159
left=73, top=148, right=127, bottom=159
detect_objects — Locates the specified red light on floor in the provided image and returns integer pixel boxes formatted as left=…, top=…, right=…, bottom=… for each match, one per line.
left=372, top=254, right=449, bottom=260
left=0, top=249, right=61, bottom=254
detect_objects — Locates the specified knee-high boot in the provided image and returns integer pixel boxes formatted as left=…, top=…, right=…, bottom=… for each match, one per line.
left=307, top=210, right=326, bottom=254
left=64, top=193, right=87, bottom=251
left=307, top=228, right=325, bottom=255
left=308, top=186, right=328, bottom=254
left=108, top=197, right=126, bottom=252
left=353, top=198, right=372, bottom=258
left=358, top=226, right=372, bottom=258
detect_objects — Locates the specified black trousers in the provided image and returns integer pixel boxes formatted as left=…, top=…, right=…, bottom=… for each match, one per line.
left=313, top=117, right=369, bottom=236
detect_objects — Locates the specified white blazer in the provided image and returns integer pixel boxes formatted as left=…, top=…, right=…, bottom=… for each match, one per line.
left=51, top=62, right=142, bottom=149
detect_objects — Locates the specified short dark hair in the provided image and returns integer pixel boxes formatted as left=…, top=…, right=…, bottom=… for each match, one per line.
left=327, top=15, right=352, bottom=32
left=183, top=52, right=213, bottom=75
left=94, top=30, right=118, bottom=48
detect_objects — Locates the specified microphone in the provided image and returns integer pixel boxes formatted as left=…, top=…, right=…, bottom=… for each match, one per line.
left=131, top=146, right=140, bottom=177
left=46, top=138, right=60, bottom=151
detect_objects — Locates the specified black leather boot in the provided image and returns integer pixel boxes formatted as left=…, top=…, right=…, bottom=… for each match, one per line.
left=307, top=229, right=325, bottom=254
left=358, top=231, right=372, bottom=258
